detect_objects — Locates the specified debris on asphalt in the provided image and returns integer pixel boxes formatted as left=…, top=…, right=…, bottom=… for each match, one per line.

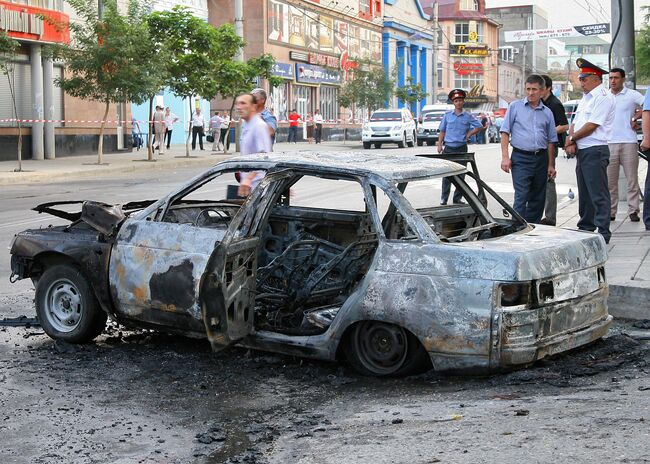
left=0, top=316, right=40, bottom=328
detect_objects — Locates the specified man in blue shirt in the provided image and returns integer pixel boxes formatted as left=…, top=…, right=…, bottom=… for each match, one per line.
left=437, top=89, right=483, bottom=205
left=639, top=87, right=650, bottom=231
left=500, top=74, right=558, bottom=224
left=251, top=88, right=278, bottom=146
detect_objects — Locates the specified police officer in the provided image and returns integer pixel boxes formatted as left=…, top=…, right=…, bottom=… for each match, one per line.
left=564, top=59, right=615, bottom=243
left=437, top=88, right=483, bottom=205
left=500, top=74, right=558, bottom=224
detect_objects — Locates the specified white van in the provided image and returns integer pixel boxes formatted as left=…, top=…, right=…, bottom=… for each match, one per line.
left=420, top=104, right=454, bottom=120
left=362, top=108, right=417, bottom=149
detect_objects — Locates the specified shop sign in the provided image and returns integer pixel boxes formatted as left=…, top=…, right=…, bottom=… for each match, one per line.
left=308, top=52, right=339, bottom=68
left=290, top=51, right=310, bottom=62
left=463, top=84, right=489, bottom=106
left=0, top=1, right=70, bottom=44
left=271, top=62, right=295, bottom=80
left=295, top=63, right=342, bottom=85
left=450, top=43, right=489, bottom=57
left=453, top=62, right=483, bottom=75
left=339, top=50, right=358, bottom=74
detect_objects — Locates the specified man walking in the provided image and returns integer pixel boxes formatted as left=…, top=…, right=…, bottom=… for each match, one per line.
left=313, top=109, right=324, bottom=143
left=251, top=88, right=278, bottom=145
left=164, top=107, right=178, bottom=150
left=191, top=108, right=205, bottom=151
left=540, top=75, right=570, bottom=226
left=436, top=88, right=483, bottom=205
left=607, top=68, right=644, bottom=222
left=209, top=110, right=223, bottom=152
left=564, top=59, right=615, bottom=243
left=236, top=93, right=272, bottom=197
left=152, top=105, right=166, bottom=154
left=288, top=109, right=301, bottom=143
left=500, top=74, right=557, bottom=224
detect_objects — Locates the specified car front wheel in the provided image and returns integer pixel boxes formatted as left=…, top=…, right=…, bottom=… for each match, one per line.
left=397, top=132, right=406, bottom=148
left=35, top=264, right=107, bottom=343
left=407, top=131, right=416, bottom=147
left=363, top=142, right=371, bottom=149
left=346, top=321, right=430, bottom=376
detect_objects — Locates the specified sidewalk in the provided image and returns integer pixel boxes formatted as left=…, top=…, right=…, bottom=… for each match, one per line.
left=1, top=143, right=648, bottom=319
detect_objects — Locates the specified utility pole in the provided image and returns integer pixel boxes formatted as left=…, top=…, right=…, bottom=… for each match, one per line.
left=234, top=0, right=244, bottom=152
left=610, top=0, right=636, bottom=88
left=432, top=1, right=439, bottom=103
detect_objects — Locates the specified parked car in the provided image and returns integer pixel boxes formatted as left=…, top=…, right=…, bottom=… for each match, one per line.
left=362, top=109, right=417, bottom=149
left=563, top=99, right=580, bottom=125
left=10, top=153, right=612, bottom=377
left=416, top=111, right=445, bottom=146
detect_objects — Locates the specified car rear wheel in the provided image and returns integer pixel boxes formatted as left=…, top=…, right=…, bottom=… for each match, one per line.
left=35, top=264, right=107, bottom=343
left=397, top=132, right=406, bottom=148
left=363, top=142, right=371, bottom=149
left=407, top=131, right=415, bottom=147
left=374, top=143, right=382, bottom=149
left=417, top=139, right=424, bottom=146
left=346, top=321, right=430, bottom=377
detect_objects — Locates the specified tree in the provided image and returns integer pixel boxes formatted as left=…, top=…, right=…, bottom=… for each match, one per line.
left=0, top=32, right=22, bottom=171
left=51, top=0, right=165, bottom=164
left=637, top=6, right=650, bottom=82
left=339, top=62, right=394, bottom=119
left=394, top=76, right=429, bottom=110
left=148, top=7, right=243, bottom=157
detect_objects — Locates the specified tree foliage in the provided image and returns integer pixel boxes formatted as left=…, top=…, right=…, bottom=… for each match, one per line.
left=0, top=31, right=22, bottom=171
left=52, top=0, right=165, bottom=163
left=637, top=6, right=650, bottom=82
left=394, top=76, right=429, bottom=108
left=339, top=61, right=394, bottom=117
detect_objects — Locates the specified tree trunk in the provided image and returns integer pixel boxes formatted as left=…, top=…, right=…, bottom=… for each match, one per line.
left=186, top=97, right=192, bottom=158
left=147, top=96, right=154, bottom=161
left=97, top=100, right=109, bottom=165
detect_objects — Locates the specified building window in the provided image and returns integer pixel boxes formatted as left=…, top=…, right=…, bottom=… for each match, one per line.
left=549, top=47, right=558, bottom=56
left=460, top=0, right=479, bottom=11
left=500, top=46, right=515, bottom=63
left=455, top=21, right=483, bottom=43
left=437, top=62, right=443, bottom=88
left=293, top=84, right=314, bottom=118
left=454, top=58, right=484, bottom=90
left=320, top=85, right=338, bottom=122
left=270, top=81, right=289, bottom=122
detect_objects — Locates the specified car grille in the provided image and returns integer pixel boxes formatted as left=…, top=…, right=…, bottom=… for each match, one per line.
left=371, top=126, right=391, bottom=132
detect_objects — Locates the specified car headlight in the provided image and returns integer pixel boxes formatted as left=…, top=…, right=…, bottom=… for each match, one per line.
left=499, top=282, right=531, bottom=307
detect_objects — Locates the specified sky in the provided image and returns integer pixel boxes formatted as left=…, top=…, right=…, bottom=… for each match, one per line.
left=485, top=0, right=650, bottom=29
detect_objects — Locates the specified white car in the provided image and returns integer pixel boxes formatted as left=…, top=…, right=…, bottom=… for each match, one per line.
left=416, top=111, right=446, bottom=146
left=362, top=109, right=417, bottom=149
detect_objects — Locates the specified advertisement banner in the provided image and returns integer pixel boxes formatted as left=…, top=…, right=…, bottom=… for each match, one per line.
left=450, top=43, right=489, bottom=57
left=295, top=63, right=342, bottom=85
left=504, top=23, right=610, bottom=42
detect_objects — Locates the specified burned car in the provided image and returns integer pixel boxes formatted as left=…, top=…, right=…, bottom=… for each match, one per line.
left=10, top=153, right=612, bottom=376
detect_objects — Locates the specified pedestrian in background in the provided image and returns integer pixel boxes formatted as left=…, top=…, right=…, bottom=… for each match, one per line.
left=437, top=88, right=483, bottom=205
left=164, top=107, right=178, bottom=150
left=209, top=110, right=223, bottom=152
left=313, top=109, right=324, bottom=144
left=251, top=88, right=277, bottom=145
left=638, top=85, right=650, bottom=231
left=236, top=93, right=272, bottom=197
left=220, top=111, right=231, bottom=152
left=305, top=112, right=314, bottom=143
left=500, top=74, right=557, bottom=224
left=607, top=67, right=644, bottom=222
left=153, top=105, right=166, bottom=154
left=540, top=75, right=570, bottom=226
left=191, top=108, right=205, bottom=151
left=288, top=109, right=301, bottom=143
left=131, top=115, right=142, bottom=150
left=564, top=59, right=615, bottom=243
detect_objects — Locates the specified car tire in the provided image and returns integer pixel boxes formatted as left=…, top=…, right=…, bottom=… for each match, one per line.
left=407, top=131, right=415, bottom=147
left=417, top=139, right=423, bottom=146
left=346, top=321, right=431, bottom=377
left=374, top=143, right=382, bottom=149
left=35, top=264, right=107, bottom=343
left=397, top=132, right=406, bottom=148
left=363, top=142, right=371, bottom=149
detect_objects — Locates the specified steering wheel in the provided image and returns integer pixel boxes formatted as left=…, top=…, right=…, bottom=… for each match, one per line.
left=194, top=209, right=230, bottom=227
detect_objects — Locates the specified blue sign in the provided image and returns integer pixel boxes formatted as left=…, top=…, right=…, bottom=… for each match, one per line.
left=272, top=62, right=295, bottom=80
left=295, top=63, right=342, bottom=85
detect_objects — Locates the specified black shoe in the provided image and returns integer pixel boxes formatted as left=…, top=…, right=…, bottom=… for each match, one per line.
left=630, top=212, right=640, bottom=222
left=539, top=218, right=556, bottom=226
left=440, top=201, right=447, bottom=206
left=610, top=216, right=616, bottom=221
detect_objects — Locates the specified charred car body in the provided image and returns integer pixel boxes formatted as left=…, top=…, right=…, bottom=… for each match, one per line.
left=10, top=153, right=612, bottom=376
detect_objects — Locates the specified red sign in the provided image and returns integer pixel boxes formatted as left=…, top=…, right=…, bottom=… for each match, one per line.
left=454, top=62, right=484, bottom=75
left=309, top=52, right=339, bottom=68
left=339, top=50, right=358, bottom=79
left=0, top=1, right=70, bottom=44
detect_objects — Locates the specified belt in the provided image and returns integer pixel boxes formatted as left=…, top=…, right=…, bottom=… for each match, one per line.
left=513, top=147, right=547, bottom=156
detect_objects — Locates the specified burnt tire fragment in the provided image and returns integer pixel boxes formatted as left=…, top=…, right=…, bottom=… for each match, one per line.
left=35, top=264, right=107, bottom=343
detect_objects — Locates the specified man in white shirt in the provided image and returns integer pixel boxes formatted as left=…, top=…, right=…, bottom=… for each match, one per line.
left=152, top=105, right=166, bottom=154
left=607, top=68, right=644, bottom=222
left=236, top=93, right=272, bottom=197
left=164, top=107, right=179, bottom=150
left=564, top=58, right=616, bottom=243
left=313, top=109, right=324, bottom=143
left=191, top=108, right=205, bottom=150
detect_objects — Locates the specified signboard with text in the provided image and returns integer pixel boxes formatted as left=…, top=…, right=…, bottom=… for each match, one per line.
left=505, top=23, right=610, bottom=42
left=271, top=62, right=295, bottom=80
left=450, top=43, right=489, bottom=57
left=295, top=63, right=342, bottom=85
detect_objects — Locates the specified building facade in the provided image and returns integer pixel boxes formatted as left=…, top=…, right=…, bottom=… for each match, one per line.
left=382, top=0, right=433, bottom=116
left=211, top=0, right=383, bottom=127
left=424, top=0, right=499, bottom=111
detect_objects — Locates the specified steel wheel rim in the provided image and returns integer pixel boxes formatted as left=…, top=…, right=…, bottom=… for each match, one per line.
left=354, top=322, right=408, bottom=375
left=44, top=278, right=83, bottom=333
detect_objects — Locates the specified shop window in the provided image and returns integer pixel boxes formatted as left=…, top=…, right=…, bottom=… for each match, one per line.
left=293, top=85, right=314, bottom=119
left=454, top=58, right=484, bottom=89
left=320, top=86, right=338, bottom=122
left=271, top=82, right=289, bottom=122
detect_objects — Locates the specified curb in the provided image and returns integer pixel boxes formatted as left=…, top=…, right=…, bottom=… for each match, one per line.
left=608, top=284, right=650, bottom=320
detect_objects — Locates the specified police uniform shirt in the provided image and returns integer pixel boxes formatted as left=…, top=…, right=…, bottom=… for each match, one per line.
left=573, top=83, right=615, bottom=149
left=439, top=110, right=483, bottom=147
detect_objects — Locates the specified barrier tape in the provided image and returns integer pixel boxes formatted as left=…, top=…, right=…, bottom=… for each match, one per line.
left=0, top=118, right=365, bottom=125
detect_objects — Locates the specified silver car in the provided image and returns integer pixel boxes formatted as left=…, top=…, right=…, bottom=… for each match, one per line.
left=10, top=153, right=611, bottom=376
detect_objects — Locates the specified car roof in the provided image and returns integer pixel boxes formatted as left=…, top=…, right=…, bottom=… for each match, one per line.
left=221, top=152, right=466, bottom=182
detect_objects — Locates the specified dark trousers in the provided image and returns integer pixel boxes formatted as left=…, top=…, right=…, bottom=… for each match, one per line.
left=164, top=129, right=172, bottom=149
left=288, top=125, right=298, bottom=143
left=576, top=145, right=611, bottom=243
left=511, top=149, right=548, bottom=224
left=441, top=144, right=468, bottom=204
left=192, top=126, right=204, bottom=150
left=315, top=123, right=323, bottom=143
left=644, top=165, right=650, bottom=230
left=219, top=128, right=230, bottom=150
